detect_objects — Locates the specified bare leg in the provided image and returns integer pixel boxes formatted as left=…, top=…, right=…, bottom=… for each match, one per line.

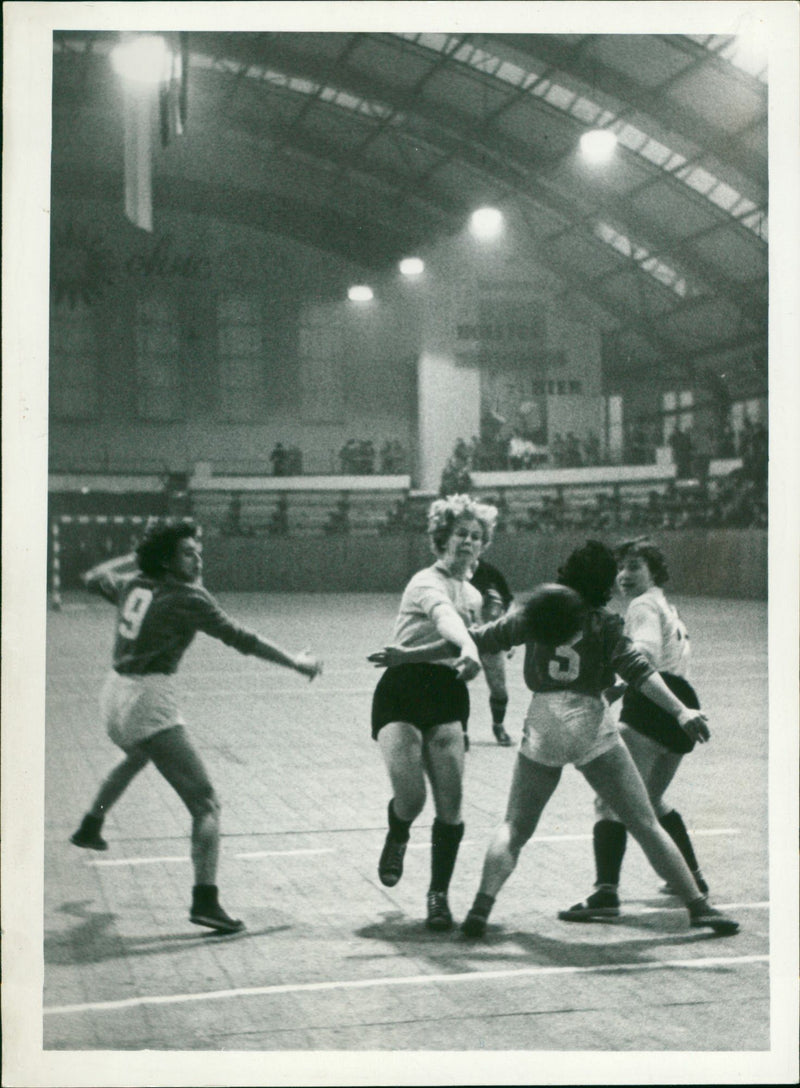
left=423, top=721, right=464, bottom=824
left=580, top=743, right=699, bottom=903
left=478, top=754, right=562, bottom=899
left=87, top=749, right=150, bottom=818
left=141, top=725, right=220, bottom=885
left=376, top=722, right=426, bottom=887
left=377, top=721, right=427, bottom=822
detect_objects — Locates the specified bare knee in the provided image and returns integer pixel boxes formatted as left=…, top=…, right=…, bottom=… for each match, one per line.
left=188, top=786, right=220, bottom=821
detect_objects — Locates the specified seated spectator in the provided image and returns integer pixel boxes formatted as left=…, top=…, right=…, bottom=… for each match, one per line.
left=270, top=442, right=288, bottom=477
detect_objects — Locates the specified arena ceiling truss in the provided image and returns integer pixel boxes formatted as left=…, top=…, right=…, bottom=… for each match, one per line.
left=51, top=30, right=768, bottom=394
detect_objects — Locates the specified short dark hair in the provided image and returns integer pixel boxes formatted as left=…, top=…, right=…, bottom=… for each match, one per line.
left=136, top=520, right=197, bottom=577
left=615, top=537, right=669, bottom=586
left=557, top=539, right=618, bottom=606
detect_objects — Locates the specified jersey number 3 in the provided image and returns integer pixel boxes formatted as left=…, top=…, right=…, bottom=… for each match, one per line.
left=548, top=641, right=581, bottom=682
left=118, top=588, right=153, bottom=640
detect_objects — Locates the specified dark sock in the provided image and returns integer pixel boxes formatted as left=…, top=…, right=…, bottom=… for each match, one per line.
left=594, top=819, right=627, bottom=887
left=659, top=809, right=700, bottom=873
left=80, top=814, right=104, bottom=833
left=489, top=696, right=508, bottom=725
left=470, top=891, right=495, bottom=918
left=192, top=884, right=218, bottom=911
left=387, top=799, right=412, bottom=844
left=429, top=819, right=464, bottom=893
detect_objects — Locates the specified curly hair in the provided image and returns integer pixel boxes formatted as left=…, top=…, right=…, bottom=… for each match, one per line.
left=427, top=494, right=498, bottom=555
left=136, top=520, right=198, bottom=577
left=557, top=539, right=618, bottom=607
left=615, top=537, right=669, bottom=586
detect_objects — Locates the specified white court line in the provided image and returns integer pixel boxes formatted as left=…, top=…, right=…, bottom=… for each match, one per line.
left=89, top=848, right=333, bottom=867
left=235, top=848, right=334, bottom=859
left=44, top=951, right=769, bottom=1017
left=87, top=829, right=741, bottom=866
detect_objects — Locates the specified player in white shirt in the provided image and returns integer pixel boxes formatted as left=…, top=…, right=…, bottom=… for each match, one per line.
left=560, top=537, right=710, bottom=922
left=369, top=494, right=495, bottom=931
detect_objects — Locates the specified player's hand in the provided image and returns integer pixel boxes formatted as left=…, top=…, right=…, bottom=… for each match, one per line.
left=451, top=655, right=482, bottom=682
left=367, top=645, right=409, bottom=668
left=506, top=647, right=515, bottom=660
left=677, top=709, right=710, bottom=743
left=295, top=649, right=322, bottom=681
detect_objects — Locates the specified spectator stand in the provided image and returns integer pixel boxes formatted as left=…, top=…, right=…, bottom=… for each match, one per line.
left=188, top=463, right=413, bottom=538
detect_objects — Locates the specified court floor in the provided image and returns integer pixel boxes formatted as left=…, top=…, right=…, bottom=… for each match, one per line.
left=42, top=591, right=771, bottom=1065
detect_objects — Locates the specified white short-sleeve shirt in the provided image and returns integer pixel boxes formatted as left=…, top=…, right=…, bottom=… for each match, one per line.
left=624, top=586, right=690, bottom=677
left=392, top=563, right=483, bottom=658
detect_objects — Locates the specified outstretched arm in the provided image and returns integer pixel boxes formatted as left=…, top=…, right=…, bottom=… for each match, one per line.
left=368, top=638, right=455, bottom=666
left=248, top=637, right=322, bottom=681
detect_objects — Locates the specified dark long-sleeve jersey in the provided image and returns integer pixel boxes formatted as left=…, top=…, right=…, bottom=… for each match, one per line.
left=470, top=606, right=655, bottom=697
left=91, top=571, right=273, bottom=676
left=470, top=559, right=513, bottom=610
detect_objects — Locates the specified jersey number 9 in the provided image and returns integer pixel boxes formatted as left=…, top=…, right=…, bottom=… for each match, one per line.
left=118, top=588, right=153, bottom=640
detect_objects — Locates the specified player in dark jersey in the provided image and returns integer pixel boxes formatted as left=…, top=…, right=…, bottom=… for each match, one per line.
left=69, top=520, right=322, bottom=933
left=559, top=537, right=710, bottom=921
left=469, top=557, right=515, bottom=747
left=370, top=540, right=739, bottom=938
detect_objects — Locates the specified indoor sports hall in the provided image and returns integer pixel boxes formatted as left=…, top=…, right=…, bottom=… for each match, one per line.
left=4, top=6, right=798, bottom=1087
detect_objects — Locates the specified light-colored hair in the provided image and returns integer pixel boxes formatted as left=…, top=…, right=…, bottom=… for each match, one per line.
left=427, top=494, right=498, bottom=555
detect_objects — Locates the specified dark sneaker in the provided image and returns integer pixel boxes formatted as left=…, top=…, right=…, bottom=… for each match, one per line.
left=492, top=725, right=513, bottom=746
left=378, top=834, right=408, bottom=887
left=558, top=889, right=620, bottom=922
left=426, top=890, right=453, bottom=931
left=461, top=906, right=489, bottom=938
left=689, top=903, right=739, bottom=936
left=190, top=904, right=245, bottom=934
left=70, top=827, right=108, bottom=851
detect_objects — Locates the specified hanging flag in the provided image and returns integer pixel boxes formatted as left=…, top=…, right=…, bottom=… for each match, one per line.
left=159, top=32, right=189, bottom=147
left=123, top=83, right=153, bottom=232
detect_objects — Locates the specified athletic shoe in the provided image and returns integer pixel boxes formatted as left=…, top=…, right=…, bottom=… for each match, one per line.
left=70, top=827, right=108, bottom=851
left=558, top=889, right=620, bottom=922
left=426, top=891, right=454, bottom=931
left=190, top=904, right=245, bottom=934
left=689, top=903, right=739, bottom=936
left=378, top=833, right=407, bottom=887
left=461, top=906, right=490, bottom=938
left=492, top=725, right=513, bottom=746
left=661, top=871, right=709, bottom=897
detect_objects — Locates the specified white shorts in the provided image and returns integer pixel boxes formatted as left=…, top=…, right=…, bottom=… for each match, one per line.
left=101, top=671, right=185, bottom=752
left=519, top=691, right=620, bottom=768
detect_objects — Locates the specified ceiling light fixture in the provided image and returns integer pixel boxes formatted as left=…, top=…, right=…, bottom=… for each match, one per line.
left=399, top=257, right=425, bottom=277
left=110, top=35, right=171, bottom=84
left=469, top=207, right=503, bottom=240
left=580, top=129, right=618, bottom=164
left=348, top=285, right=374, bottom=302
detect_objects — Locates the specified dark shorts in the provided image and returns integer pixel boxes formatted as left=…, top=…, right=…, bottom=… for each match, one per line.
left=371, top=663, right=470, bottom=740
left=620, top=672, right=700, bottom=755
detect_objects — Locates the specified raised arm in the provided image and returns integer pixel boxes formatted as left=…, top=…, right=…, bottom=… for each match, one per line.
left=81, top=553, right=138, bottom=602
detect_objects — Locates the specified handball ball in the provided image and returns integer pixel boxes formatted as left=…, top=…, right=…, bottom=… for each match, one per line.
left=523, top=583, right=585, bottom=645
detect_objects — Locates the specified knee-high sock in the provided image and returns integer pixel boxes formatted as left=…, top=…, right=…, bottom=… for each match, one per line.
left=659, top=809, right=700, bottom=873
left=430, top=819, right=464, bottom=893
left=388, top=799, right=412, bottom=843
left=489, top=695, right=508, bottom=725
left=594, top=819, right=628, bottom=888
